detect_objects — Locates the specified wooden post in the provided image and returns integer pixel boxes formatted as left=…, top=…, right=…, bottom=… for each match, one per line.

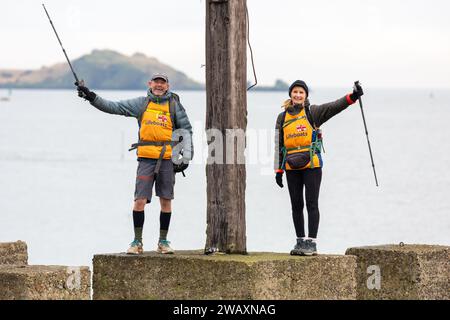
left=205, top=0, right=247, bottom=254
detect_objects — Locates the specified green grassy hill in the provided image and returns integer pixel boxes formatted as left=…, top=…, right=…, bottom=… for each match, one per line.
left=0, top=49, right=203, bottom=90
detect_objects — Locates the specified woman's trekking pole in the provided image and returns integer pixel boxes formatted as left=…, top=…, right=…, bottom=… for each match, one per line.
left=355, top=81, right=379, bottom=187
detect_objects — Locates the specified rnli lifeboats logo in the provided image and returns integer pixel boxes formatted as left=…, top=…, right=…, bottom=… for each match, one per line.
left=144, top=114, right=168, bottom=127
left=158, top=114, right=168, bottom=123
left=296, top=125, right=307, bottom=132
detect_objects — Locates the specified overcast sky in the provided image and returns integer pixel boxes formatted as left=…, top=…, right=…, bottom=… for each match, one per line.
left=1, top=0, right=450, bottom=88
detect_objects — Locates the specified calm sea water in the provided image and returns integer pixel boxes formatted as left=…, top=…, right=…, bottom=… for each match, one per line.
left=0, top=88, right=449, bottom=267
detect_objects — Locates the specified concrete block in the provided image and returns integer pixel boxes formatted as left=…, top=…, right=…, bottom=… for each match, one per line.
left=0, top=265, right=91, bottom=300
left=93, top=251, right=357, bottom=300
left=346, top=244, right=450, bottom=300
left=0, top=241, right=28, bottom=265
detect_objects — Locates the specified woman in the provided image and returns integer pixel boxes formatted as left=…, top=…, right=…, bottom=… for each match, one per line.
left=274, top=80, right=363, bottom=255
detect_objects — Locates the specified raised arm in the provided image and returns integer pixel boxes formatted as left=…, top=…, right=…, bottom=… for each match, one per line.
left=90, top=95, right=147, bottom=118
left=76, top=84, right=146, bottom=118
left=309, top=83, right=364, bottom=127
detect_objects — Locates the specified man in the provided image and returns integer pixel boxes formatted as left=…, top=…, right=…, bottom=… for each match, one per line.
left=76, top=73, right=193, bottom=255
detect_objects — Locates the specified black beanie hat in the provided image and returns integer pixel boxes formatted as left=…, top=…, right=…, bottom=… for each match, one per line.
left=289, top=80, right=309, bottom=98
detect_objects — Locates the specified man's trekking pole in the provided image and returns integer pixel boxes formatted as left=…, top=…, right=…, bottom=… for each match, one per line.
left=42, top=4, right=83, bottom=87
left=355, top=81, right=379, bottom=187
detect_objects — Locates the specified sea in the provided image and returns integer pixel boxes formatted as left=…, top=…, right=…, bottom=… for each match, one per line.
left=0, top=88, right=449, bottom=267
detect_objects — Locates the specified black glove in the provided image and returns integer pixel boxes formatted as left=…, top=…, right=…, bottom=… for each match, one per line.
left=350, top=82, right=364, bottom=102
left=75, top=82, right=96, bottom=102
left=174, top=162, right=189, bottom=173
left=275, top=172, right=284, bottom=188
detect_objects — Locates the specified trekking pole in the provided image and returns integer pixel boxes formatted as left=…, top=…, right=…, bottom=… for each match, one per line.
left=42, top=4, right=83, bottom=87
left=355, top=81, right=379, bottom=187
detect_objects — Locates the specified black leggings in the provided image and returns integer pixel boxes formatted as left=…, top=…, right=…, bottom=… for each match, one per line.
left=286, top=168, right=322, bottom=239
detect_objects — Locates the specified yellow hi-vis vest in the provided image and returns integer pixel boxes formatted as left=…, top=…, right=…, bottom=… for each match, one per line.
left=283, top=108, right=322, bottom=170
left=137, top=100, right=173, bottom=159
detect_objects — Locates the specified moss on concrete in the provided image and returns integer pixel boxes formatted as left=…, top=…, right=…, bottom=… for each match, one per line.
left=0, top=265, right=91, bottom=300
left=346, top=244, right=450, bottom=300
left=93, top=251, right=357, bottom=300
left=0, top=241, right=28, bottom=265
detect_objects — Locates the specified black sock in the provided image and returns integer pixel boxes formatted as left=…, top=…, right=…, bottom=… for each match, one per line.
left=159, top=211, right=172, bottom=241
left=133, top=210, right=145, bottom=242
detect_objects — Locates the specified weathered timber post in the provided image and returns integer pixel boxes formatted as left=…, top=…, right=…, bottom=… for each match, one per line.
left=205, top=0, right=247, bottom=253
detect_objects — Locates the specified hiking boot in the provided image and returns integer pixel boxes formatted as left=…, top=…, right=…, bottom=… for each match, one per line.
left=157, top=239, right=174, bottom=254
left=290, top=238, right=306, bottom=256
left=127, top=239, right=143, bottom=255
left=302, top=239, right=318, bottom=256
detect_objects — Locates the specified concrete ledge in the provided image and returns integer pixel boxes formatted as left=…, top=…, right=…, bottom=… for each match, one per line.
left=93, top=251, right=357, bottom=300
left=346, top=244, right=450, bottom=300
left=0, top=265, right=91, bottom=300
left=0, top=241, right=28, bottom=265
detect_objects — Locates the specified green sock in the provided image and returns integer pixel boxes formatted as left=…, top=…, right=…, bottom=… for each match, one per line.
left=159, top=229, right=168, bottom=242
left=135, top=227, right=143, bottom=243
left=133, top=210, right=145, bottom=243
left=159, top=211, right=171, bottom=241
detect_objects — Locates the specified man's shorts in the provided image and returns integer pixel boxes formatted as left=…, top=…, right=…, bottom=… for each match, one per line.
left=134, top=158, right=175, bottom=203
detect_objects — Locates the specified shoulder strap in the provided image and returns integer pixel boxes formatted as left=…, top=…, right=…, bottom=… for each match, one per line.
left=137, top=96, right=151, bottom=127
left=169, top=95, right=177, bottom=127
left=305, top=105, right=317, bottom=129
left=171, top=92, right=180, bottom=103
left=280, top=110, right=287, bottom=128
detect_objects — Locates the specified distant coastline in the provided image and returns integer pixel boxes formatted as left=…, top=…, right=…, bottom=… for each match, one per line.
left=0, top=49, right=289, bottom=92
left=0, top=86, right=288, bottom=92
